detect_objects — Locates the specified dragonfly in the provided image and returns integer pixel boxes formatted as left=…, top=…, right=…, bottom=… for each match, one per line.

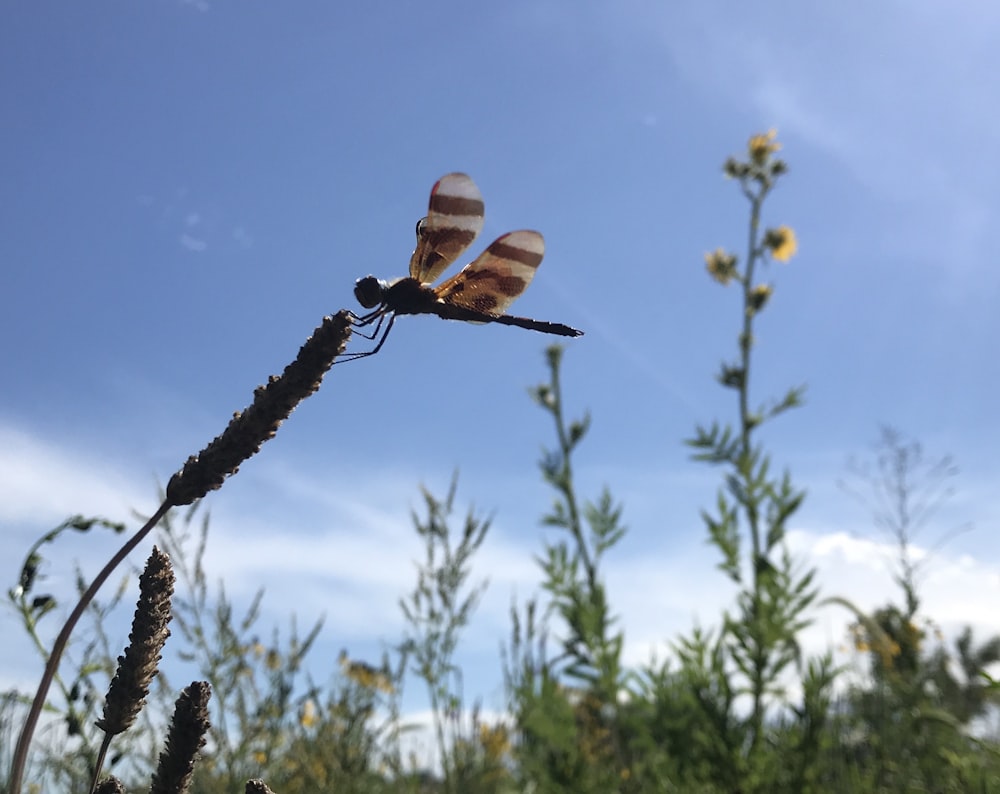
left=344, top=173, right=583, bottom=360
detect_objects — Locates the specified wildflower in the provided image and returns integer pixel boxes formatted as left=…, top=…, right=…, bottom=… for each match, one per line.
left=300, top=698, right=318, bottom=728
left=876, top=638, right=902, bottom=669
left=765, top=226, right=798, bottom=262
left=705, top=248, right=738, bottom=285
left=479, top=723, right=511, bottom=761
left=341, top=653, right=394, bottom=694
left=748, top=284, right=773, bottom=314
left=347, top=661, right=376, bottom=688
left=749, top=129, right=781, bottom=164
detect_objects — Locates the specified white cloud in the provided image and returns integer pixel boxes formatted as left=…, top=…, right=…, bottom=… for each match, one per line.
left=3, top=424, right=998, bottom=718
left=139, top=190, right=255, bottom=255
left=653, top=3, right=1000, bottom=274
left=601, top=524, right=1000, bottom=681
left=179, top=233, right=206, bottom=252
left=0, top=425, right=145, bottom=525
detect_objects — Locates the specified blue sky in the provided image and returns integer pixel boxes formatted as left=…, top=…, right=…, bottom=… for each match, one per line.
left=3, top=0, right=999, bottom=742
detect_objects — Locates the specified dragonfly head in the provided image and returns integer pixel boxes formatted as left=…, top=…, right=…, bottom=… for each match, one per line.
left=354, top=276, right=386, bottom=309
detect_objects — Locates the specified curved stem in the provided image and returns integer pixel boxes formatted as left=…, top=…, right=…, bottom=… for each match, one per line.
left=9, top=500, right=172, bottom=794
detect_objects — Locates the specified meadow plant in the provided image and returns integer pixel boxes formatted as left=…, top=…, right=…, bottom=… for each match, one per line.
left=679, top=130, right=826, bottom=791
left=398, top=478, right=492, bottom=793
left=8, top=313, right=351, bottom=793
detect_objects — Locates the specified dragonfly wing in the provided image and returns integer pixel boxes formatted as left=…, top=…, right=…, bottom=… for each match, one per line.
left=408, top=173, right=485, bottom=284
left=434, top=230, right=544, bottom=316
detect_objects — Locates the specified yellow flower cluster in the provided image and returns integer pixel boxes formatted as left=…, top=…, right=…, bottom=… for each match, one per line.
left=339, top=651, right=395, bottom=694
left=704, top=248, right=738, bottom=285
left=749, top=129, right=782, bottom=164
left=478, top=722, right=511, bottom=761
left=300, top=698, right=318, bottom=728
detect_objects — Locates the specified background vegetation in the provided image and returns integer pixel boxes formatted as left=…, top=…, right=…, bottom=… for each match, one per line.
left=5, top=135, right=999, bottom=793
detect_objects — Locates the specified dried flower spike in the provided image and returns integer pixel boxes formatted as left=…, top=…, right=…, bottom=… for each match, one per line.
left=97, top=547, right=174, bottom=737
left=166, top=311, right=352, bottom=506
left=93, top=776, right=126, bottom=794
left=149, top=681, right=212, bottom=794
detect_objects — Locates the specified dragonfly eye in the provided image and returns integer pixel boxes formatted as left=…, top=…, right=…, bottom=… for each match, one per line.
left=415, top=217, right=428, bottom=239
left=354, top=276, right=384, bottom=309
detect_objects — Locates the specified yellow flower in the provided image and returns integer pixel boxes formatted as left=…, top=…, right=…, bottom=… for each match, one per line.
left=479, top=722, right=511, bottom=761
left=342, top=656, right=395, bottom=694
left=704, top=248, right=738, bottom=285
left=265, top=649, right=281, bottom=670
left=300, top=698, right=318, bottom=728
left=767, top=226, right=798, bottom=262
left=875, top=638, right=902, bottom=669
left=349, top=661, right=377, bottom=688
left=253, top=750, right=267, bottom=765
left=749, top=129, right=781, bottom=164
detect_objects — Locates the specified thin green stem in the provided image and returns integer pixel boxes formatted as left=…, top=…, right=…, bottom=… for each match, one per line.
left=549, top=352, right=596, bottom=591
left=739, top=181, right=767, bottom=756
left=740, top=187, right=763, bottom=557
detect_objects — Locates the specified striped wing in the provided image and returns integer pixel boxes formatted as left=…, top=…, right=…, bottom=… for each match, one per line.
left=433, top=230, right=544, bottom=316
left=409, top=173, right=485, bottom=284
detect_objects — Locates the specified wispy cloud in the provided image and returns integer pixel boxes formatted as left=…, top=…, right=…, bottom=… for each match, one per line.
left=0, top=425, right=147, bottom=525
left=653, top=3, right=999, bottom=275
left=233, top=226, right=253, bottom=248
left=137, top=189, right=252, bottom=255
left=179, top=233, right=207, bottom=252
